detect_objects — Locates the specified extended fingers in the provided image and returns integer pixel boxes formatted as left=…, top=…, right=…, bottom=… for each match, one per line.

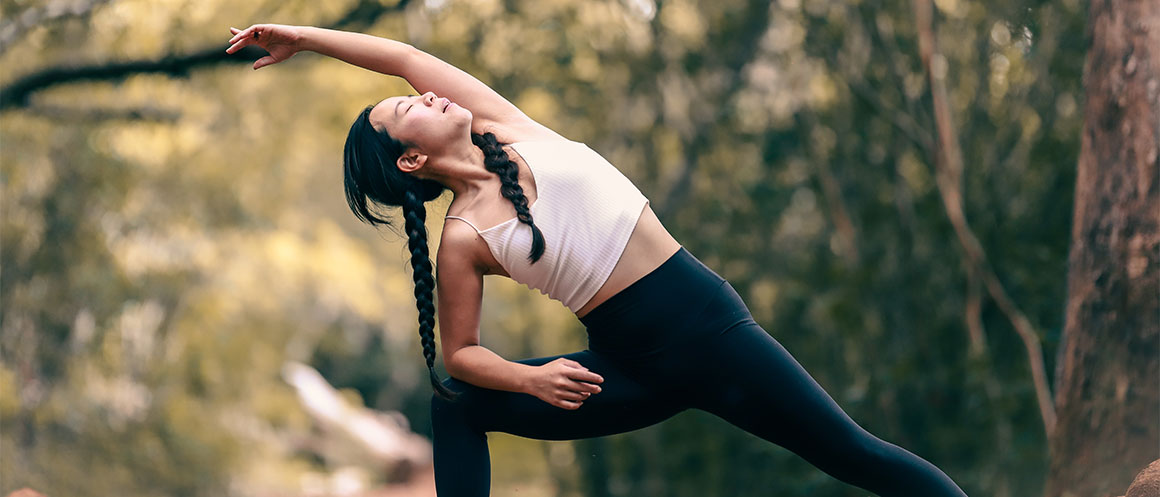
left=558, top=377, right=601, bottom=395
left=227, top=24, right=268, bottom=51
left=226, top=38, right=249, bottom=54
left=556, top=399, right=582, bottom=410
left=564, top=367, right=604, bottom=385
left=558, top=389, right=589, bottom=401
left=228, top=27, right=246, bottom=45
left=554, top=390, right=591, bottom=410
left=226, top=29, right=254, bottom=54
left=228, top=25, right=258, bottom=44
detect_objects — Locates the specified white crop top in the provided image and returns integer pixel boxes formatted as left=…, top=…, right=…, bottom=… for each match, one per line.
left=444, top=140, right=649, bottom=312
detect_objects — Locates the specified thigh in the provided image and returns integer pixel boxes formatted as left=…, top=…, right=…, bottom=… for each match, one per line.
left=444, top=349, right=688, bottom=441
left=684, top=322, right=872, bottom=456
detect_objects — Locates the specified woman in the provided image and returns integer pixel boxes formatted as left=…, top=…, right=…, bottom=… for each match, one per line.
left=226, top=24, right=968, bottom=497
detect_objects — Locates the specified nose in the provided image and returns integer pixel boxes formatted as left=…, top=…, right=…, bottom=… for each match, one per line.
left=421, top=92, right=437, bottom=106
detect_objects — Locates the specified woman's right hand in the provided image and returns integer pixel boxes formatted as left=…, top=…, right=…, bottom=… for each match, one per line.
left=226, top=24, right=306, bottom=70
left=524, top=358, right=604, bottom=410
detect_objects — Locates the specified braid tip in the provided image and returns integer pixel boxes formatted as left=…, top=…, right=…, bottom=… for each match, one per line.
left=430, top=368, right=459, bottom=401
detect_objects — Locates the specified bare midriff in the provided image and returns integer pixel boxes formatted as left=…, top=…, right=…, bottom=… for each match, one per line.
left=573, top=203, right=682, bottom=318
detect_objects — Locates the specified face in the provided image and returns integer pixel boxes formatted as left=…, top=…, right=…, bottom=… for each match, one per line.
left=368, top=91, right=473, bottom=156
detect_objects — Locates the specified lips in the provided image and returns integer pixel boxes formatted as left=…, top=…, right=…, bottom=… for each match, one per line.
left=442, top=99, right=451, bottom=112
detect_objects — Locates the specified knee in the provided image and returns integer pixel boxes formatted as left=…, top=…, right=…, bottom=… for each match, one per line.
left=839, top=428, right=913, bottom=477
left=430, top=378, right=491, bottom=440
left=805, top=425, right=899, bottom=480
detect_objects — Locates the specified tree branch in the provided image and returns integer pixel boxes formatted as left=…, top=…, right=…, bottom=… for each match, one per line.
left=913, top=0, right=1056, bottom=436
left=27, top=103, right=180, bottom=122
left=1, top=46, right=265, bottom=110
left=0, top=0, right=412, bottom=112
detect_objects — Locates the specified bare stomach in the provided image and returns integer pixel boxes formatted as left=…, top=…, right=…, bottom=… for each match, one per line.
left=574, top=203, right=682, bottom=318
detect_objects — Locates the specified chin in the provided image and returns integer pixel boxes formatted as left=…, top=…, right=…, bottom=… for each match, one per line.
left=456, top=112, right=475, bottom=132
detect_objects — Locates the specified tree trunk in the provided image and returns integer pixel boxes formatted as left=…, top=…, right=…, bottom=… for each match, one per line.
left=1045, top=0, right=1160, bottom=496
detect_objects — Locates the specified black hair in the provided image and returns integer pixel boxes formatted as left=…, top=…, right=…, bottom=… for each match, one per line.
left=343, top=105, right=545, bottom=401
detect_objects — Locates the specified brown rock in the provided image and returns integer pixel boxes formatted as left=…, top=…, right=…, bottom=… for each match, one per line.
left=1125, top=459, right=1160, bottom=497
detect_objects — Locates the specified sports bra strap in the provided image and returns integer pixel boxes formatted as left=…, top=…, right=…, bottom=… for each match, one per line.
left=444, top=216, right=482, bottom=234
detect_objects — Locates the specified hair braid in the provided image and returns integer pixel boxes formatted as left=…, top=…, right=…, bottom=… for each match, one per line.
left=471, top=132, right=546, bottom=263
left=403, top=188, right=458, bottom=401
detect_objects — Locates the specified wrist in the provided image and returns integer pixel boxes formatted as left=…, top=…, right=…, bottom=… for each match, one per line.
left=296, top=26, right=322, bottom=53
left=514, top=362, right=538, bottom=394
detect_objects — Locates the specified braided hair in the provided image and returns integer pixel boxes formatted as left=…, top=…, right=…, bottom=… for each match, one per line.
left=343, top=105, right=545, bottom=401
left=471, top=131, right=545, bottom=263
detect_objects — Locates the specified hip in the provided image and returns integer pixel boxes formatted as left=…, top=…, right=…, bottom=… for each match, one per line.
left=579, top=246, right=755, bottom=359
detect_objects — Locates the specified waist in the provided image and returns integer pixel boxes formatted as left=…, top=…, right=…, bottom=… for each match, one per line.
left=574, top=203, right=677, bottom=317
left=579, top=247, right=752, bottom=358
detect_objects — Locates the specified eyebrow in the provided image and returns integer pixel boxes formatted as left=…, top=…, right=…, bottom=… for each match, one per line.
left=394, top=99, right=403, bottom=117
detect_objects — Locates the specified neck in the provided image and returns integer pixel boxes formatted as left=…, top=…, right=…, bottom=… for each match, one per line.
left=421, top=138, right=495, bottom=200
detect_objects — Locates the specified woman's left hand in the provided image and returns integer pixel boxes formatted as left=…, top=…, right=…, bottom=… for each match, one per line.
left=226, top=24, right=305, bottom=70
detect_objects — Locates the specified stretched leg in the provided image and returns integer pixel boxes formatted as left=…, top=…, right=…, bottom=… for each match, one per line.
left=683, top=321, right=968, bottom=497
left=430, top=349, right=686, bottom=497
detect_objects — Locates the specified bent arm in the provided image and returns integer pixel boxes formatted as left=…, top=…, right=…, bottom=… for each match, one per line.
left=445, top=344, right=536, bottom=393
left=436, top=223, right=604, bottom=409
left=436, top=223, right=534, bottom=392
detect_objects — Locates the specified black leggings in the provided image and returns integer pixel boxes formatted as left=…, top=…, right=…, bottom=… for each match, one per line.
left=431, top=247, right=967, bottom=496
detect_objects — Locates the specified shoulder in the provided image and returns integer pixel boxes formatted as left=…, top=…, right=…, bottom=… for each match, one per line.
left=438, top=220, right=483, bottom=267
left=437, top=219, right=491, bottom=278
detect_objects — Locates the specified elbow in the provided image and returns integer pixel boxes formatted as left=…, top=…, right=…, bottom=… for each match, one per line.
left=442, top=361, right=460, bottom=381
left=442, top=347, right=465, bottom=379
left=398, top=43, right=423, bottom=73
left=399, top=42, right=418, bottom=58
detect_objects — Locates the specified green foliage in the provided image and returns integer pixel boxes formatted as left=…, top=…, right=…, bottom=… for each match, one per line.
left=0, top=0, right=1084, bottom=495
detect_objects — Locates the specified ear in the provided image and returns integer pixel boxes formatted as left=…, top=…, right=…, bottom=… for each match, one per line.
left=396, top=148, right=428, bottom=174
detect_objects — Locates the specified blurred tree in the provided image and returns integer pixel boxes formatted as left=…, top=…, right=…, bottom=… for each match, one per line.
left=1045, top=0, right=1160, bottom=495
left=0, top=0, right=1106, bottom=495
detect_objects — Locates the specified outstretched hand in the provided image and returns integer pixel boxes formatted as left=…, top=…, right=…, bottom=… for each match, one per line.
left=525, top=358, right=605, bottom=410
left=226, top=24, right=304, bottom=70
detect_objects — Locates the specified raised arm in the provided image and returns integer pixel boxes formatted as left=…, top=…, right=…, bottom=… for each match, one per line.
left=227, top=24, right=559, bottom=139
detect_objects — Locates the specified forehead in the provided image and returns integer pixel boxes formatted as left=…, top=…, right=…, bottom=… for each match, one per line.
left=368, top=96, right=406, bottom=132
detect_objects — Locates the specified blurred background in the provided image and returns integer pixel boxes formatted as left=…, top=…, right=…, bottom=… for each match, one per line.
left=2, top=0, right=1154, bottom=496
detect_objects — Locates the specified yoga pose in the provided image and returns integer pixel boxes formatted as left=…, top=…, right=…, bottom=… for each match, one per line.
left=227, top=23, right=969, bottom=497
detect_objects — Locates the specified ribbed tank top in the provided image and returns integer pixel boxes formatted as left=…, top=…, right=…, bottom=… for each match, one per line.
left=444, top=140, right=649, bottom=312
